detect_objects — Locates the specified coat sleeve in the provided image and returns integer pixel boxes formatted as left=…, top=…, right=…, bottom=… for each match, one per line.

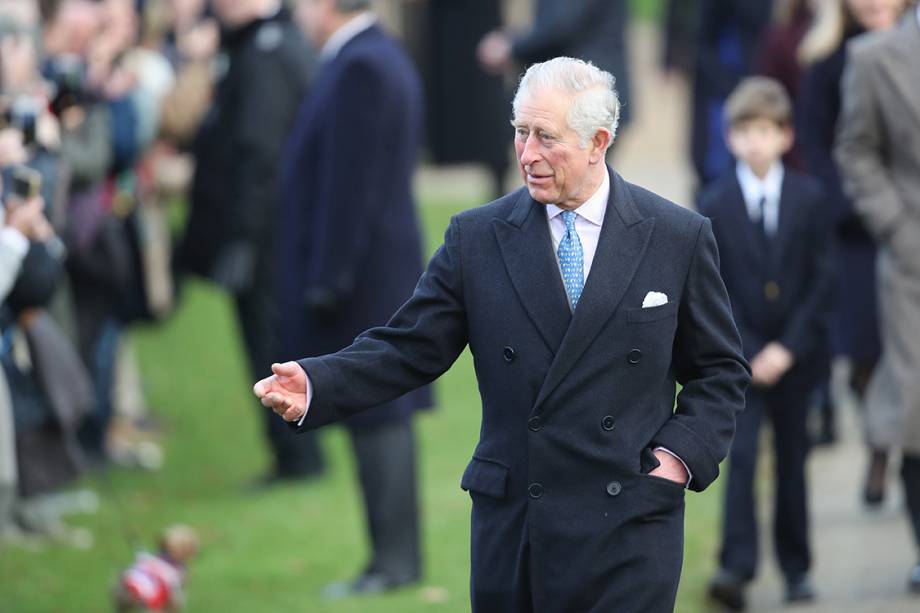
left=295, top=217, right=469, bottom=430
left=834, top=42, right=904, bottom=241
left=651, top=217, right=751, bottom=492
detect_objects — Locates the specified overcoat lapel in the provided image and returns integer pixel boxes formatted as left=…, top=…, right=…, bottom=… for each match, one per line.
left=725, top=177, right=767, bottom=271
left=493, top=190, right=572, bottom=354
left=532, top=170, right=654, bottom=414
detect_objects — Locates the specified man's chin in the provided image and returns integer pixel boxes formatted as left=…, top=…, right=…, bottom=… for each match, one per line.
left=526, top=186, right=556, bottom=205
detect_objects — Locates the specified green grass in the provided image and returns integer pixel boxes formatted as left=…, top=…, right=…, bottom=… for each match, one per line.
left=0, top=196, right=723, bottom=612
left=630, top=0, right=666, bottom=21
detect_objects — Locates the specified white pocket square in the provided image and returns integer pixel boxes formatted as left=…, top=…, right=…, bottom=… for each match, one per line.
left=642, top=291, right=668, bottom=308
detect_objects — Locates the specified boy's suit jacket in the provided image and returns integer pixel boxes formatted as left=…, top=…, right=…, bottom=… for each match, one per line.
left=699, top=170, right=834, bottom=386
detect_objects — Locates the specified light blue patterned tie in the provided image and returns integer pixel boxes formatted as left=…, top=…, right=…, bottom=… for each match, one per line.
left=558, top=210, right=584, bottom=309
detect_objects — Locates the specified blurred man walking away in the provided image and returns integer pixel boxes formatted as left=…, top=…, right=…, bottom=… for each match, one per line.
left=181, top=0, right=324, bottom=485
left=277, top=0, right=431, bottom=598
left=836, top=2, right=920, bottom=593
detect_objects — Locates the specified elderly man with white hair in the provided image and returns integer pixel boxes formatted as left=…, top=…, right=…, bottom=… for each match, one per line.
left=257, top=57, right=750, bottom=612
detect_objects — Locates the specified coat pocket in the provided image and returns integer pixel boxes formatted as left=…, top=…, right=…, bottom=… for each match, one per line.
left=627, top=302, right=679, bottom=324
left=461, top=456, right=509, bottom=499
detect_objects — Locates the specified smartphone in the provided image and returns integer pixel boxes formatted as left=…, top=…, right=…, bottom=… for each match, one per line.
left=9, top=165, right=41, bottom=202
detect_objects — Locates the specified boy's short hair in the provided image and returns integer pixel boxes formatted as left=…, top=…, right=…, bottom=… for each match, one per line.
left=724, top=77, right=793, bottom=128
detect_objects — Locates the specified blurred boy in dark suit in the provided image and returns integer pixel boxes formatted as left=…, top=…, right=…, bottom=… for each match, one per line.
left=700, top=77, right=833, bottom=610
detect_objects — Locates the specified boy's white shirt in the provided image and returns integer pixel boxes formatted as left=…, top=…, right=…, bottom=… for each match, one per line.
left=736, top=161, right=784, bottom=237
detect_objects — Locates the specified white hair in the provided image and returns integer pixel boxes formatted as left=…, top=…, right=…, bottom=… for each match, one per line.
left=512, top=57, right=621, bottom=149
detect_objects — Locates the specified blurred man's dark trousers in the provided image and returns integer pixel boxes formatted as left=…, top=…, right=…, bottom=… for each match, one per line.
left=349, top=417, right=420, bottom=582
left=236, top=278, right=323, bottom=478
left=719, top=386, right=811, bottom=582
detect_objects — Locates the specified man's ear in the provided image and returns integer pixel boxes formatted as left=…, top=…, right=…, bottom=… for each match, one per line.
left=590, top=129, right=612, bottom=163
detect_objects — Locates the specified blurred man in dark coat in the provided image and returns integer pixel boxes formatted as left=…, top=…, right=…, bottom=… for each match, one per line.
left=181, top=0, right=323, bottom=483
left=691, top=0, right=775, bottom=186
left=425, top=0, right=509, bottom=198
left=278, top=0, right=431, bottom=597
left=477, top=0, right=632, bottom=130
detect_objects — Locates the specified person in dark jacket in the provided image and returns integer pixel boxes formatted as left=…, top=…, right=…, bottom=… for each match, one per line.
left=755, top=0, right=814, bottom=171
left=691, top=0, right=775, bottom=187
left=477, top=0, right=632, bottom=131
left=181, top=0, right=323, bottom=484
left=425, top=0, right=509, bottom=198
left=701, top=77, right=833, bottom=611
left=277, top=0, right=432, bottom=597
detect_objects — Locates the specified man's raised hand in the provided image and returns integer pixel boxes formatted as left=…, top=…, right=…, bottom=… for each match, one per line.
left=253, top=362, right=309, bottom=422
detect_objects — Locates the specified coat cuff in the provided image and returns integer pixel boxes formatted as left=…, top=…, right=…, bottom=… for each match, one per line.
left=290, top=357, right=340, bottom=431
left=652, top=420, right=719, bottom=492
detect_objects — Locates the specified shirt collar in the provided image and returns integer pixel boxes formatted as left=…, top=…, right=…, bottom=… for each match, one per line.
left=320, top=12, right=376, bottom=62
left=545, top=169, right=610, bottom=226
left=736, top=161, right=784, bottom=204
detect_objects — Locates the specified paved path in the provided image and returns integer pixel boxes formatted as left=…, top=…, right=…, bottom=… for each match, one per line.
left=415, top=21, right=920, bottom=613
left=745, top=367, right=918, bottom=613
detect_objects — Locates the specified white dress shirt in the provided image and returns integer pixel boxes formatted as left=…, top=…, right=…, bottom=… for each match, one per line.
left=319, top=12, right=376, bottom=62
left=545, top=170, right=609, bottom=282
left=736, top=161, right=784, bottom=237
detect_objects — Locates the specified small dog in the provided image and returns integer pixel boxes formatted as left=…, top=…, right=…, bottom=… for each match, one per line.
left=113, top=525, right=199, bottom=612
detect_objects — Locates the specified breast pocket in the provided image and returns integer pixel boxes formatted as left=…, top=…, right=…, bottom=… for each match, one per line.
left=627, top=301, right=679, bottom=324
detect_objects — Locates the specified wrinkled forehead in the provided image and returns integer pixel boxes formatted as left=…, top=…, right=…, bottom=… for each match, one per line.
left=512, top=87, right=574, bottom=127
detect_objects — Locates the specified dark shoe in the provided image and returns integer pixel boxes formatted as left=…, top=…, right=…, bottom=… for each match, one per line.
left=863, top=449, right=888, bottom=507
left=785, top=576, right=816, bottom=605
left=322, top=571, right=418, bottom=600
left=909, top=564, right=920, bottom=594
left=708, top=569, right=746, bottom=611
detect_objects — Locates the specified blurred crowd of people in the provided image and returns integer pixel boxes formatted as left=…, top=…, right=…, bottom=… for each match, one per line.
left=1, top=0, right=919, bottom=609
left=0, top=0, right=216, bottom=545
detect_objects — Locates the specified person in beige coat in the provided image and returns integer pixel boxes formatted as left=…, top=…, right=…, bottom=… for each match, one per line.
left=835, top=2, right=920, bottom=593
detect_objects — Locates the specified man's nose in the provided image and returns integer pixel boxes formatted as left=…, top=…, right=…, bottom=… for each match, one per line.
left=519, top=134, right=541, bottom=166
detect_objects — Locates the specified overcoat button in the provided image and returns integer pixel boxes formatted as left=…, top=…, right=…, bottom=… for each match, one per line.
left=601, top=415, right=616, bottom=431
left=503, top=346, right=516, bottom=362
left=528, top=416, right=543, bottom=432
left=606, top=481, right=622, bottom=497
left=764, top=281, right=781, bottom=302
left=628, top=349, right=642, bottom=364
left=528, top=483, right=544, bottom=499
